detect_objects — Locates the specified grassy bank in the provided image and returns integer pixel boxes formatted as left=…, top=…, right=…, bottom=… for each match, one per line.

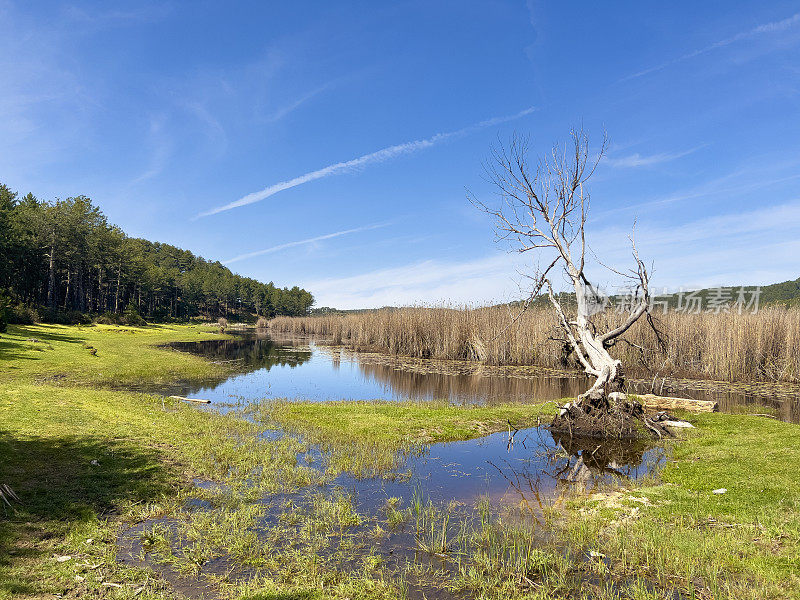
left=265, top=399, right=553, bottom=445
left=259, top=399, right=555, bottom=477
left=2, top=323, right=799, bottom=599
left=0, top=323, right=232, bottom=387
left=252, top=402, right=800, bottom=599
left=269, top=306, right=800, bottom=383
left=0, top=385, right=322, bottom=599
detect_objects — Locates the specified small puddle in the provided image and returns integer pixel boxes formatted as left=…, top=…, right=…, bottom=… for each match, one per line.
left=117, top=422, right=664, bottom=599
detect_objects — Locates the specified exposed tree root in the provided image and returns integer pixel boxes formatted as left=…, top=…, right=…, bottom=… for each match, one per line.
left=549, top=394, right=672, bottom=440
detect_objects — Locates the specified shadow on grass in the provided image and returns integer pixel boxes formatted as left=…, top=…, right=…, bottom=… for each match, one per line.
left=0, top=430, right=177, bottom=595
left=0, top=338, right=42, bottom=363
left=0, top=325, right=85, bottom=364
left=7, top=324, right=84, bottom=345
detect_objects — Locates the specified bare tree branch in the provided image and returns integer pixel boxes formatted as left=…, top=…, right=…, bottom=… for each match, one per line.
left=475, top=127, right=657, bottom=413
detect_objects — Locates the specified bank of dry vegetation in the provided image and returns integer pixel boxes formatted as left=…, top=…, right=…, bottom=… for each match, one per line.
left=269, top=306, right=800, bottom=383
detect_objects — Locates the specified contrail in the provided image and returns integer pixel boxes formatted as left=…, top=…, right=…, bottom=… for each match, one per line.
left=222, top=222, right=389, bottom=264
left=198, top=106, right=536, bottom=217
left=623, top=12, right=800, bottom=81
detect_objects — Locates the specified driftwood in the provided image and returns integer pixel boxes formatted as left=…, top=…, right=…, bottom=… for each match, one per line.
left=169, top=395, right=211, bottom=404
left=609, top=392, right=717, bottom=413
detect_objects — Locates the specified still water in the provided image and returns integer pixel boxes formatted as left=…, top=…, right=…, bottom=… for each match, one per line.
left=119, top=331, right=749, bottom=597
left=162, top=331, right=800, bottom=422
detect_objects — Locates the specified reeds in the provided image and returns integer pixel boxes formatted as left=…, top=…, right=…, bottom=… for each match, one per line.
left=269, top=306, right=800, bottom=383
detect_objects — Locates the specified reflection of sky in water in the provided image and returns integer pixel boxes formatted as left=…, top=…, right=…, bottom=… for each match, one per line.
left=163, top=333, right=800, bottom=421
left=334, top=427, right=664, bottom=514
left=169, top=337, right=586, bottom=405
left=181, top=344, right=438, bottom=403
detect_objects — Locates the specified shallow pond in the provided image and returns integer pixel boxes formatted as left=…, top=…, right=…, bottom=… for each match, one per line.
left=118, top=422, right=664, bottom=599
left=115, top=331, right=796, bottom=597
left=161, top=332, right=800, bottom=422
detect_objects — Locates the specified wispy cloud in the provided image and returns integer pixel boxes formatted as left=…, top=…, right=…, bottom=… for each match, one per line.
left=605, top=145, right=704, bottom=168
left=588, top=200, right=800, bottom=290
left=265, top=82, right=335, bottom=123
left=62, top=4, right=171, bottom=28
left=223, top=222, right=389, bottom=264
left=623, top=12, right=800, bottom=81
left=595, top=158, right=800, bottom=219
left=197, top=106, right=537, bottom=217
left=181, top=100, right=229, bottom=155
left=303, top=198, right=800, bottom=308
left=132, top=115, right=172, bottom=183
left=0, top=2, right=96, bottom=181
left=303, top=254, right=526, bottom=309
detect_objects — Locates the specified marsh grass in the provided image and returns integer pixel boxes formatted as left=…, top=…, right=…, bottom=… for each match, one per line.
left=4, top=323, right=800, bottom=599
left=257, top=399, right=554, bottom=479
left=411, top=490, right=454, bottom=555
left=269, top=306, right=800, bottom=383
left=78, top=405, right=800, bottom=599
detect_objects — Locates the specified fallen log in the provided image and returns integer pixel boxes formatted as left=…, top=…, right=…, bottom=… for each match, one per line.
left=169, top=395, right=211, bottom=404
left=661, top=420, right=695, bottom=429
left=635, top=393, right=717, bottom=413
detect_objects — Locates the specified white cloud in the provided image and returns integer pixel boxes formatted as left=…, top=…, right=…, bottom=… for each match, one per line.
left=223, top=222, right=389, bottom=264
left=132, top=115, right=173, bottom=183
left=303, top=254, right=530, bottom=309
left=0, top=5, right=93, bottom=181
left=265, top=81, right=335, bottom=123
left=604, top=145, right=703, bottom=168
left=623, top=12, right=800, bottom=81
left=305, top=201, right=800, bottom=309
left=197, top=106, right=537, bottom=217
left=586, top=200, right=800, bottom=290
left=595, top=159, right=800, bottom=220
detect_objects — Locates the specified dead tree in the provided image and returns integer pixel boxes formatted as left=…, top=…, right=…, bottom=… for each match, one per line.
left=473, top=129, right=663, bottom=437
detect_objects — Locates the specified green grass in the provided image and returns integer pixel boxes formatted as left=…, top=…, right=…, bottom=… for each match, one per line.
left=258, top=399, right=555, bottom=477
left=0, top=322, right=232, bottom=387
left=264, top=399, right=554, bottom=445
left=259, top=401, right=800, bottom=599
left=548, top=413, right=800, bottom=599
left=2, top=323, right=800, bottom=599
left=0, top=384, right=321, bottom=599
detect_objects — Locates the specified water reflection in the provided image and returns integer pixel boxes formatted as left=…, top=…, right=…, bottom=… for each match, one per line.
left=161, top=332, right=800, bottom=422
left=170, top=336, right=312, bottom=370
left=117, top=424, right=663, bottom=600
left=353, top=354, right=589, bottom=404
left=334, top=426, right=663, bottom=517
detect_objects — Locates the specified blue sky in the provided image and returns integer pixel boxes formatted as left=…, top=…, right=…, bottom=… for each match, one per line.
left=2, top=1, right=800, bottom=308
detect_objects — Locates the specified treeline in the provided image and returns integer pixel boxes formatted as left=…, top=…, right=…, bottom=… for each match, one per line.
left=0, top=184, right=314, bottom=323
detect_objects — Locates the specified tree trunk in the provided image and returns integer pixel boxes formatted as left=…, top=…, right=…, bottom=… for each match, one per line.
left=46, top=233, right=56, bottom=310
left=63, top=270, right=71, bottom=310
left=77, top=268, right=86, bottom=312
left=114, top=263, right=121, bottom=313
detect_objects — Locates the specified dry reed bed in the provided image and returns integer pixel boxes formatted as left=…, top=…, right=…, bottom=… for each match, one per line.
left=268, top=306, right=800, bottom=383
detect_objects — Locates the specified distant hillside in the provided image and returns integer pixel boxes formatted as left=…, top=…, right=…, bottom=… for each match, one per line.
left=651, top=277, right=800, bottom=311
left=314, top=277, right=800, bottom=314
left=756, top=277, right=800, bottom=307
